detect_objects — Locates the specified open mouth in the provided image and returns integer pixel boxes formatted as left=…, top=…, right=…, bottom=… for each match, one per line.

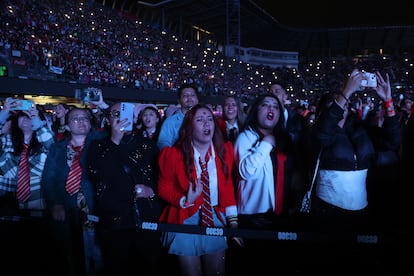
left=203, top=129, right=211, bottom=135
left=267, top=112, right=274, bottom=120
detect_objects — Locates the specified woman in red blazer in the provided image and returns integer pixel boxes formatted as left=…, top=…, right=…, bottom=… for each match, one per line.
left=158, top=103, right=241, bottom=276
left=216, top=95, right=246, bottom=145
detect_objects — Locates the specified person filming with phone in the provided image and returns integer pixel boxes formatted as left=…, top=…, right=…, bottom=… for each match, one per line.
left=0, top=97, right=55, bottom=214
left=307, top=69, right=402, bottom=269
left=87, top=101, right=164, bottom=275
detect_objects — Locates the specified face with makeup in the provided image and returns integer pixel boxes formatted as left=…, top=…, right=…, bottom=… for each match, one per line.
left=192, top=107, right=215, bottom=145
left=223, top=97, right=238, bottom=123
left=256, top=96, right=280, bottom=135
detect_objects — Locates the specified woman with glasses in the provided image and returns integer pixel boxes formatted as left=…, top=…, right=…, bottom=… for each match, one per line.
left=42, top=107, right=107, bottom=276
left=87, top=102, right=164, bottom=276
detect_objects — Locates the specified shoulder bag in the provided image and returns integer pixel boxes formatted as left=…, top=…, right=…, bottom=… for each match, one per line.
left=299, top=151, right=321, bottom=213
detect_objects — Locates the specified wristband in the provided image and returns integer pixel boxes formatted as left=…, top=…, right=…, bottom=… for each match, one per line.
left=384, top=98, right=393, bottom=109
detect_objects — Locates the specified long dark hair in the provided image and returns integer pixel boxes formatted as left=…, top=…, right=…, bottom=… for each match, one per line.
left=10, top=111, right=42, bottom=156
left=175, top=103, right=228, bottom=181
left=243, top=93, right=284, bottom=132
left=242, top=93, right=289, bottom=153
left=222, top=95, right=246, bottom=127
left=137, top=106, right=162, bottom=140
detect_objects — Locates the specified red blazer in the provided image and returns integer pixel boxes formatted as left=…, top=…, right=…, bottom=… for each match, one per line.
left=217, top=118, right=227, bottom=140
left=217, top=117, right=241, bottom=144
left=158, top=142, right=237, bottom=225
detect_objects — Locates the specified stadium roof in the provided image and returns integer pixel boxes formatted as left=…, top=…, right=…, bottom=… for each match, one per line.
left=98, top=0, right=414, bottom=56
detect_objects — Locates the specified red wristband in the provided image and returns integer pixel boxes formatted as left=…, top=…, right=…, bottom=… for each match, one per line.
left=384, top=98, right=393, bottom=109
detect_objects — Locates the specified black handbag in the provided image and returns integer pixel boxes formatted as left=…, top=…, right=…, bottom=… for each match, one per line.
left=134, top=196, right=164, bottom=223
left=121, top=162, right=164, bottom=226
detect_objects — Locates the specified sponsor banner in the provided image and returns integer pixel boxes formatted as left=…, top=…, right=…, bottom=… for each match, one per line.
left=12, top=49, right=21, bottom=57
left=49, top=65, right=64, bottom=74
left=12, top=58, right=28, bottom=66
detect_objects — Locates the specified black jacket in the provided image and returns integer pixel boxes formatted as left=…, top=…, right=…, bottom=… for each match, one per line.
left=312, top=101, right=402, bottom=171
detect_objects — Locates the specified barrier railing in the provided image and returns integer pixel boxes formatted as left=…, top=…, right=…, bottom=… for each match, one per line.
left=1, top=214, right=408, bottom=246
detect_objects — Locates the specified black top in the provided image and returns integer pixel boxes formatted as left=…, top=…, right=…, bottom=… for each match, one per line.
left=87, top=133, right=161, bottom=227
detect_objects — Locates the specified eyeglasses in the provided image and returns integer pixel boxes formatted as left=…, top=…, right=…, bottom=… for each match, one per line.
left=69, top=116, right=90, bottom=123
left=109, top=110, right=120, bottom=118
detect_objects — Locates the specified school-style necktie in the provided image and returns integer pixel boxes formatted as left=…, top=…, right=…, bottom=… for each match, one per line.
left=229, top=127, right=237, bottom=143
left=199, top=149, right=214, bottom=226
left=65, top=143, right=84, bottom=195
left=16, top=144, right=30, bottom=202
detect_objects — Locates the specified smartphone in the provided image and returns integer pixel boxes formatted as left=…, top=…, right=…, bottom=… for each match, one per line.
left=10, top=99, right=34, bottom=111
left=361, top=72, right=377, bottom=88
left=82, top=87, right=101, bottom=103
left=120, top=102, right=134, bottom=131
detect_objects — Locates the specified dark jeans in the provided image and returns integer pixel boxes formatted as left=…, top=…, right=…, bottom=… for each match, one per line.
left=48, top=208, right=86, bottom=276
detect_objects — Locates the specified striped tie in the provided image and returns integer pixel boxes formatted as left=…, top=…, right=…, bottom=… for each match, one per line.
left=16, top=144, right=30, bottom=202
left=65, top=143, right=84, bottom=195
left=199, top=149, right=214, bottom=226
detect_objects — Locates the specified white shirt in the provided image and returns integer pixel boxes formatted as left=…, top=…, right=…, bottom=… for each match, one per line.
left=316, top=169, right=368, bottom=210
left=234, top=128, right=276, bottom=215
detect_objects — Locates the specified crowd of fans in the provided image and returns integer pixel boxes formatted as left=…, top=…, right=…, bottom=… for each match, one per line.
left=0, top=1, right=411, bottom=275
left=1, top=0, right=414, bottom=108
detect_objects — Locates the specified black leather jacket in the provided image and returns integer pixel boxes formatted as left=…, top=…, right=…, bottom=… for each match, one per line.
left=312, top=101, right=402, bottom=171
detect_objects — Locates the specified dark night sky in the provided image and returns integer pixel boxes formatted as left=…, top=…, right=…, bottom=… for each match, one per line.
left=254, top=0, right=414, bottom=29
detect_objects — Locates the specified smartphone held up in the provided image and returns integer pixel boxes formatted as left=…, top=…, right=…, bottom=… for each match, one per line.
left=10, top=99, right=34, bottom=111
left=361, top=72, right=377, bottom=88
left=120, top=102, right=134, bottom=131
left=351, top=70, right=377, bottom=90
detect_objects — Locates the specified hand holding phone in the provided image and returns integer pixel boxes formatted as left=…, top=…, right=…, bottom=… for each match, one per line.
left=361, top=72, right=377, bottom=88
left=120, top=102, right=134, bottom=131
left=10, top=99, right=34, bottom=111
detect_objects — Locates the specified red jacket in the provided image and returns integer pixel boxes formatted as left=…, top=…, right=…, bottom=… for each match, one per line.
left=158, top=142, right=237, bottom=225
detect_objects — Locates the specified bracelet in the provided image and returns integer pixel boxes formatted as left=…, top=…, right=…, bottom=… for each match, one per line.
left=181, top=196, right=194, bottom=208
left=340, top=93, right=349, bottom=102
left=226, top=215, right=238, bottom=225
left=183, top=200, right=194, bottom=208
